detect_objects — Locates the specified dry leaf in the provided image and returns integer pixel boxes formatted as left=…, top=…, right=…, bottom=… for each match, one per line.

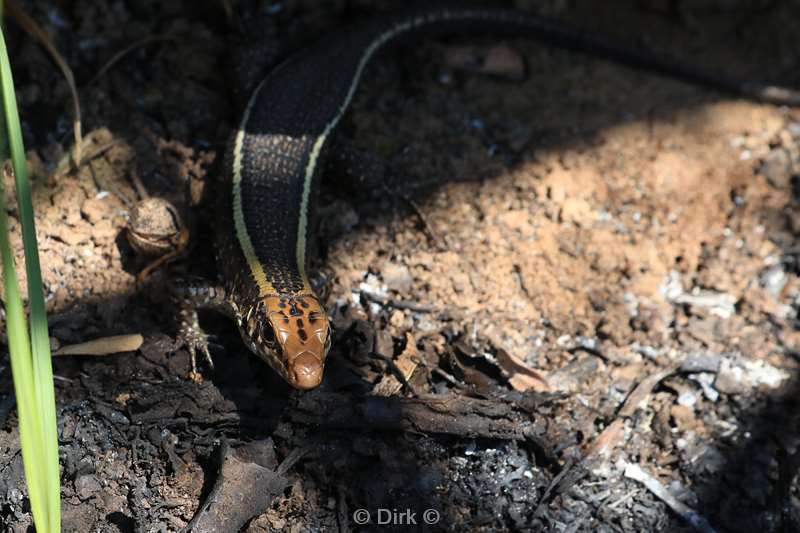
left=54, top=334, right=143, bottom=356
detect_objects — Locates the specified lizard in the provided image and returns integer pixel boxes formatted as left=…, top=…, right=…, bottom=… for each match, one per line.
left=173, top=3, right=800, bottom=390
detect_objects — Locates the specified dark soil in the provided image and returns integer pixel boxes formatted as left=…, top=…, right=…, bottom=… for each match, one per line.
left=1, top=0, right=800, bottom=531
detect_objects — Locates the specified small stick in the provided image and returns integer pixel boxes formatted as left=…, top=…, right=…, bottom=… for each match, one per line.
left=410, top=355, right=468, bottom=390
left=399, top=191, right=446, bottom=250
left=275, top=445, right=311, bottom=476
left=87, top=34, right=177, bottom=86
left=6, top=0, right=82, bottom=165
left=624, top=463, right=717, bottom=533
left=360, top=290, right=438, bottom=313
left=129, top=169, right=149, bottom=201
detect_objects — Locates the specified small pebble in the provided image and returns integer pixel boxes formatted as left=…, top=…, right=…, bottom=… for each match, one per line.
left=758, top=148, right=793, bottom=188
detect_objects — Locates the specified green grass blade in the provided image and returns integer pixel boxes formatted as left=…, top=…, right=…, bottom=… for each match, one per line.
left=0, top=178, right=48, bottom=529
left=0, top=19, right=60, bottom=533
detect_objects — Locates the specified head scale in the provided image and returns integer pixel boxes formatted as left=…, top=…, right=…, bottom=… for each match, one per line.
left=239, top=294, right=331, bottom=390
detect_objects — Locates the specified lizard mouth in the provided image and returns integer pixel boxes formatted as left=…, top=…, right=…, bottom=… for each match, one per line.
left=289, top=352, right=324, bottom=390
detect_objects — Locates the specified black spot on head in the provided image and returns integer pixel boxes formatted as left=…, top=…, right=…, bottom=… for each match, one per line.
left=296, top=319, right=304, bottom=328
left=308, top=312, right=319, bottom=324
left=297, top=328, right=308, bottom=342
left=283, top=317, right=290, bottom=324
left=301, top=300, right=309, bottom=309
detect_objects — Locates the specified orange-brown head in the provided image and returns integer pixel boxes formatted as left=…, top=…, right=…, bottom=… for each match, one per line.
left=237, top=294, right=331, bottom=390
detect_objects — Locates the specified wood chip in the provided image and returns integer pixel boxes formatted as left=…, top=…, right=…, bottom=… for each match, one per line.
left=495, top=348, right=551, bottom=392
left=372, top=333, right=420, bottom=396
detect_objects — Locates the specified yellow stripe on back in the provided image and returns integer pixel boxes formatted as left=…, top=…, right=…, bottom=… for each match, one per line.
left=231, top=84, right=276, bottom=297
left=240, top=10, right=461, bottom=294
left=295, top=13, right=442, bottom=278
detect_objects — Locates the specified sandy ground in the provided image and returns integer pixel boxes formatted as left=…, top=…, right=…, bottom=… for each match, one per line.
left=0, top=0, right=799, bottom=531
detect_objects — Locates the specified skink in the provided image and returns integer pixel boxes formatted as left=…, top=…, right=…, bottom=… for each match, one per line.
left=175, top=4, right=800, bottom=390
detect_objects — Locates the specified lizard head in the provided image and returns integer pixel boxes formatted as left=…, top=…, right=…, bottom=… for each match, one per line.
left=239, top=294, right=331, bottom=390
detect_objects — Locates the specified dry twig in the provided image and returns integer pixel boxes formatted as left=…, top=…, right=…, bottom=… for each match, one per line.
left=87, top=34, right=177, bottom=86
left=624, top=463, right=717, bottom=533
left=6, top=0, right=83, bottom=165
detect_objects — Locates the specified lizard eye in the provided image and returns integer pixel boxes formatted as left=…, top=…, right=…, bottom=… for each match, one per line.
left=261, top=322, right=276, bottom=346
